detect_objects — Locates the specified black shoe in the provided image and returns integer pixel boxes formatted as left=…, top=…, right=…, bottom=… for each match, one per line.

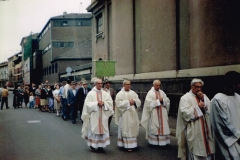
left=72, top=120, right=76, bottom=124
left=62, top=116, right=67, bottom=121
left=1, top=108, right=2, bottom=110
left=90, top=146, right=96, bottom=151
left=6, top=107, right=9, bottom=109
left=97, top=147, right=105, bottom=153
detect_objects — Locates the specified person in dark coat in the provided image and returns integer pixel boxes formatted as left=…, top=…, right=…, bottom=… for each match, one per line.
left=23, top=86, right=29, bottom=108
left=13, top=85, right=20, bottom=108
left=76, top=80, right=91, bottom=122
left=67, top=82, right=78, bottom=124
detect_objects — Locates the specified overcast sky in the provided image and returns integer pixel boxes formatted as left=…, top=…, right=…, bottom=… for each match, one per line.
left=0, top=0, right=91, bottom=62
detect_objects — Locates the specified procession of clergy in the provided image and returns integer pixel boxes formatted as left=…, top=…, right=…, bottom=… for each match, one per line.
left=80, top=70, right=240, bottom=159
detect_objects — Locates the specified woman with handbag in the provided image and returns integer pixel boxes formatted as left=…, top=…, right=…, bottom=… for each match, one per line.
left=53, top=84, right=61, bottom=116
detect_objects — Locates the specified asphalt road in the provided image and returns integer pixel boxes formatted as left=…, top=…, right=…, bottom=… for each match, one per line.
left=0, top=92, right=178, bottom=160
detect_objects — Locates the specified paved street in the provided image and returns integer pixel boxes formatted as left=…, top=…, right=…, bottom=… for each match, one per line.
left=0, top=92, right=178, bottom=160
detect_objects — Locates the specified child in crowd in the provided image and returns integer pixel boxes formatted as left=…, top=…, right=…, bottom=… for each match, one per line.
left=29, top=92, right=34, bottom=109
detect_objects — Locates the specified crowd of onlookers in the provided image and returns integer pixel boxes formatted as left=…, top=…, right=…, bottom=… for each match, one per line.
left=10, top=80, right=84, bottom=115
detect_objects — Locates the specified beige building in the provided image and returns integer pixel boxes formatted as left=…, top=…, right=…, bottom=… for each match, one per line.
left=87, top=0, right=240, bottom=115
left=8, top=52, right=23, bottom=86
left=0, top=62, right=8, bottom=87
left=38, top=13, right=92, bottom=84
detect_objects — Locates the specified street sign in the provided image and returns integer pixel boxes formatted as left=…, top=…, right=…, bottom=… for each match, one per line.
left=66, top=67, right=72, bottom=73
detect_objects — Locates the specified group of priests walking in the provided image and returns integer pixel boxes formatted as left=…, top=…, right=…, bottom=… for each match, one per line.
left=80, top=70, right=240, bottom=160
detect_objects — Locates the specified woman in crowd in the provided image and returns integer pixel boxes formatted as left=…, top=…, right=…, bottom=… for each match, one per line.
left=35, top=85, right=41, bottom=111
left=18, top=85, right=24, bottom=108
left=53, top=84, right=61, bottom=116
left=40, top=84, right=48, bottom=112
left=47, top=85, right=54, bottom=113
left=23, top=86, right=29, bottom=108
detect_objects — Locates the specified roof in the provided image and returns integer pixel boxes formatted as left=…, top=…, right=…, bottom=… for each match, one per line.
left=20, top=33, right=39, bottom=46
left=51, top=13, right=92, bottom=19
left=38, top=13, right=92, bottom=38
left=52, top=39, right=92, bottom=62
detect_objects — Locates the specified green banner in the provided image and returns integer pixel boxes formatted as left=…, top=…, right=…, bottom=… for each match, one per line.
left=95, top=61, right=115, bottom=77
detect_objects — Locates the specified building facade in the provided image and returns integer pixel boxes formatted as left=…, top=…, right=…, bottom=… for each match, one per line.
left=87, top=0, right=240, bottom=115
left=38, top=13, right=92, bottom=84
left=20, top=33, right=39, bottom=85
left=0, top=62, right=8, bottom=87
left=8, top=52, right=23, bottom=86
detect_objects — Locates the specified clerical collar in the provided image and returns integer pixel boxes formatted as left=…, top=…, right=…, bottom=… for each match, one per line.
left=189, top=90, right=196, bottom=96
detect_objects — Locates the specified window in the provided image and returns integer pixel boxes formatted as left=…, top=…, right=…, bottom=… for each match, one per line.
left=52, top=64, right=54, bottom=74
left=43, top=43, right=51, bottom=54
left=53, top=42, right=74, bottom=48
left=49, top=66, right=51, bottom=74
left=82, top=20, right=91, bottom=26
left=44, top=68, right=46, bottom=76
left=69, top=42, right=74, bottom=47
left=55, top=63, right=58, bottom=73
left=96, top=13, right=103, bottom=34
left=60, top=42, right=64, bottom=48
left=62, top=21, right=68, bottom=26
left=46, top=67, right=48, bottom=75
left=76, top=20, right=91, bottom=26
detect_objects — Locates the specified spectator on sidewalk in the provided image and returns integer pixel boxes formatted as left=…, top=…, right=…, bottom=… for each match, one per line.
left=23, top=86, right=29, bottom=108
left=67, top=81, right=78, bottom=124
left=29, top=92, right=34, bottom=109
left=53, top=84, right=61, bottom=116
left=1, top=86, right=9, bottom=110
left=13, top=85, right=20, bottom=109
left=176, top=78, right=214, bottom=159
left=76, top=80, right=91, bottom=122
left=35, top=85, right=41, bottom=110
left=62, top=79, right=71, bottom=120
left=141, top=80, right=171, bottom=146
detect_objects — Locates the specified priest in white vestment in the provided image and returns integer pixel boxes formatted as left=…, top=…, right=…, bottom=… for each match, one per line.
left=176, top=78, right=215, bottom=160
left=141, top=80, right=171, bottom=146
left=210, top=71, right=240, bottom=160
left=81, top=79, right=113, bottom=151
left=115, top=80, right=141, bottom=151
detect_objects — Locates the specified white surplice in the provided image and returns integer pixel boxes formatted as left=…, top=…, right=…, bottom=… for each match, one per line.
left=81, top=87, right=113, bottom=148
left=210, top=93, right=240, bottom=159
left=141, top=87, right=171, bottom=146
left=176, top=90, right=214, bottom=160
left=115, top=88, right=141, bottom=149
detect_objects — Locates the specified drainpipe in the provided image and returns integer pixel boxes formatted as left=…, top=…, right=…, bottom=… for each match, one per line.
left=176, top=0, right=180, bottom=71
left=133, top=0, right=136, bottom=75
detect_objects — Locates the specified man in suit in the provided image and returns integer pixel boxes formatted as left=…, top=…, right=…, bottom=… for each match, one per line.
left=67, top=81, right=78, bottom=124
left=76, top=80, right=91, bottom=122
left=62, top=79, right=71, bottom=120
left=103, top=80, right=116, bottom=132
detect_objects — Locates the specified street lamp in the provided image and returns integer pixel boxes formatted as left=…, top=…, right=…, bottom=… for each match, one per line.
left=72, top=65, right=79, bottom=81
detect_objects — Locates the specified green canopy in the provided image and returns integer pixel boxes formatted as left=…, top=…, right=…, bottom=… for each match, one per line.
left=95, top=60, right=115, bottom=77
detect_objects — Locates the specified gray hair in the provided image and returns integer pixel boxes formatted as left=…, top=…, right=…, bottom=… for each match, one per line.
left=191, top=78, right=204, bottom=86
left=123, top=79, right=130, bottom=85
left=94, top=78, right=102, bottom=85
left=153, top=80, right=161, bottom=85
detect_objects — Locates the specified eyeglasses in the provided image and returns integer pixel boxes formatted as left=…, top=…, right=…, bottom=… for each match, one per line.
left=96, top=83, right=102, bottom=85
left=194, top=85, right=203, bottom=89
left=124, top=84, right=131, bottom=85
